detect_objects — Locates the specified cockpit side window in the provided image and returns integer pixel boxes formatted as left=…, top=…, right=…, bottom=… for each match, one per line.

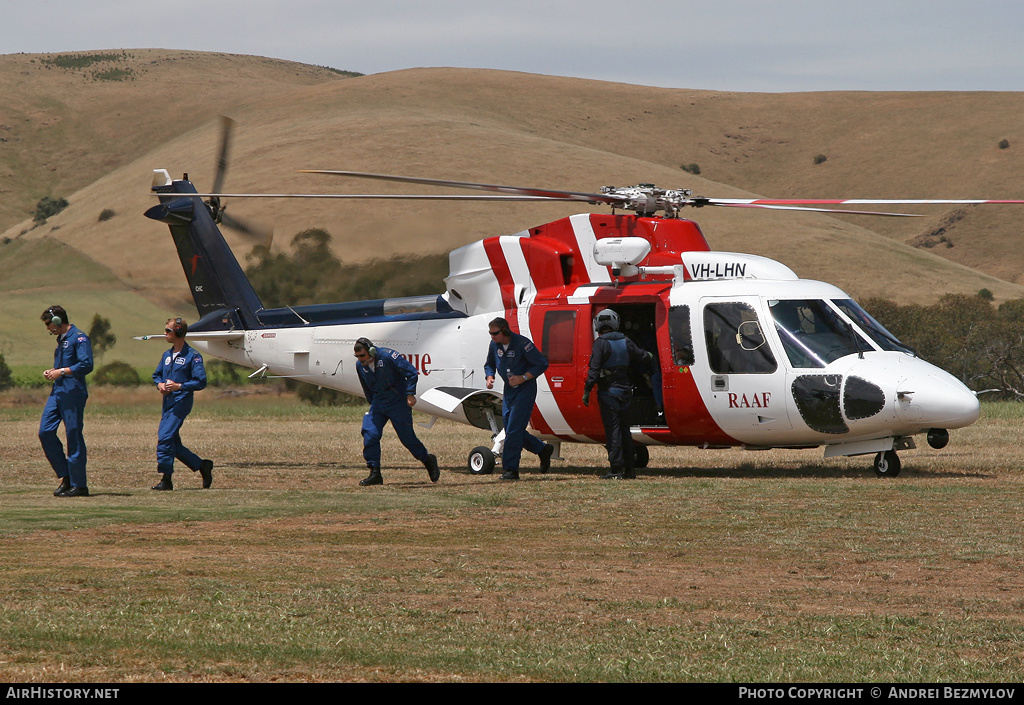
left=703, top=302, right=777, bottom=374
left=770, top=299, right=866, bottom=368
left=668, top=305, right=694, bottom=366
left=832, top=299, right=914, bottom=355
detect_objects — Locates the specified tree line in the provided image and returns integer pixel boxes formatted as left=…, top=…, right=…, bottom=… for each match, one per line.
left=861, top=294, right=1024, bottom=400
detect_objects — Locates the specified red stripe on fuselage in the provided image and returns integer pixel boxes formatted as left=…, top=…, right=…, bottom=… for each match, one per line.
left=482, top=237, right=518, bottom=320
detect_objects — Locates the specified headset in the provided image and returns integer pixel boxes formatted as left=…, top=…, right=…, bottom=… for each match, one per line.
left=490, top=317, right=512, bottom=337
left=45, top=306, right=64, bottom=327
left=168, top=317, right=188, bottom=338
left=355, top=337, right=377, bottom=358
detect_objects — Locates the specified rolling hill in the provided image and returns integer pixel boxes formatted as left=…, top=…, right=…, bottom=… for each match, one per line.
left=2, top=49, right=1023, bottom=368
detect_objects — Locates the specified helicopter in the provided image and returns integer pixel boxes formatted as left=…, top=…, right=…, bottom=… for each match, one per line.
left=143, top=127, right=1020, bottom=478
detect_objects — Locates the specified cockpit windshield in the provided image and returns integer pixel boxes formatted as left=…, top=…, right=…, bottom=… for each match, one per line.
left=769, top=299, right=868, bottom=368
left=832, top=299, right=913, bottom=355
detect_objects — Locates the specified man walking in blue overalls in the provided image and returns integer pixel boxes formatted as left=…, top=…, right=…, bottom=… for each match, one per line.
left=354, top=337, right=440, bottom=486
left=484, top=317, right=554, bottom=481
left=151, top=318, right=213, bottom=490
left=40, top=305, right=94, bottom=497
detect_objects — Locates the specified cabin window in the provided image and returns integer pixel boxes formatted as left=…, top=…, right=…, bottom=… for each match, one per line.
left=832, top=299, right=914, bottom=354
left=668, top=305, right=694, bottom=366
left=704, top=302, right=777, bottom=374
left=542, top=310, right=576, bottom=364
left=769, top=299, right=867, bottom=368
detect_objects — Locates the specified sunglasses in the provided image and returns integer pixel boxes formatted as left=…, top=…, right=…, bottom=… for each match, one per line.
left=488, top=330, right=502, bottom=336
left=165, top=328, right=175, bottom=333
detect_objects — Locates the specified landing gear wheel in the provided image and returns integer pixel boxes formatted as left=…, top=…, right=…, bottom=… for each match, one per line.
left=633, top=444, right=650, bottom=469
left=873, top=450, right=901, bottom=478
left=468, top=446, right=496, bottom=475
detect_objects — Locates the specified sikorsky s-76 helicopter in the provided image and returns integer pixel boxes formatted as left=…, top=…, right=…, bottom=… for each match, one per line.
left=143, top=128, right=1021, bottom=478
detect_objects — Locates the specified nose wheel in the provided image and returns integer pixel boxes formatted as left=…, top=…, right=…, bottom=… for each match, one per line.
left=873, top=450, right=901, bottom=477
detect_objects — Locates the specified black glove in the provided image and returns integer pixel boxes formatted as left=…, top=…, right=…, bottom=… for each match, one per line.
left=582, top=389, right=590, bottom=407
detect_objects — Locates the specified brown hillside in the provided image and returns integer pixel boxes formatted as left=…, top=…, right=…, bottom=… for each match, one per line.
left=0, top=50, right=347, bottom=229
left=3, top=53, right=1024, bottom=313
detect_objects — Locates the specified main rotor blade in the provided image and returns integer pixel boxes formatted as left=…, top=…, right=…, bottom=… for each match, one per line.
left=178, top=193, right=588, bottom=202
left=707, top=197, right=1024, bottom=206
left=298, top=169, right=624, bottom=205
left=709, top=202, right=924, bottom=217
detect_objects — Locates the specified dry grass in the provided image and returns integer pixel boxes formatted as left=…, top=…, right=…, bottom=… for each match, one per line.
left=1, top=388, right=1023, bottom=682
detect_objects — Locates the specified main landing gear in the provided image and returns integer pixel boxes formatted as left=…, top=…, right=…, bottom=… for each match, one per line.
left=468, top=446, right=496, bottom=475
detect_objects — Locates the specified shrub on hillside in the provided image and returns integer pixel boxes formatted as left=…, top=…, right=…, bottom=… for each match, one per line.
left=33, top=196, right=69, bottom=223
left=93, top=360, right=143, bottom=386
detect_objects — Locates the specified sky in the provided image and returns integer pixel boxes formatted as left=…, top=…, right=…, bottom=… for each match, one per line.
left=3, top=0, right=1023, bottom=92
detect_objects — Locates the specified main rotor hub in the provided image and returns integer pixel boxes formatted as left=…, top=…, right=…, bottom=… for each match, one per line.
left=600, top=185, right=696, bottom=217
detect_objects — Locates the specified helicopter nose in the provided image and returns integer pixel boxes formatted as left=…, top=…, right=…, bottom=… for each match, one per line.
left=896, top=373, right=980, bottom=429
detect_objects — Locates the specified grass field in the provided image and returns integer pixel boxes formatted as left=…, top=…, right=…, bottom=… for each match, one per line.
left=1, top=388, right=1022, bottom=682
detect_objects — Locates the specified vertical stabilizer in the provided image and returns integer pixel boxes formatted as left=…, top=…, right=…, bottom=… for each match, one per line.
left=145, top=171, right=264, bottom=330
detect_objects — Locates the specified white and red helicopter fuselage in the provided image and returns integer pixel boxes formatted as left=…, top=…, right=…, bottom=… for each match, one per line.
left=145, top=170, right=979, bottom=477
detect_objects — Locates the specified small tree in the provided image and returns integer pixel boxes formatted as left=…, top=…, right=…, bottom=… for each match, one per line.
left=33, top=196, right=69, bottom=223
left=88, top=314, right=117, bottom=364
left=0, top=353, right=13, bottom=392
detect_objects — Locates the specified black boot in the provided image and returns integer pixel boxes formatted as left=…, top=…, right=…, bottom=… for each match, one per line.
left=600, top=468, right=625, bottom=480
left=538, top=444, right=554, bottom=473
left=152, top=474, right=173, bottom=491
left=53, top=477, right=71, bottom=497
left=360, top=468, right=383, bottom=486
left=198, top=459, right=213, bottom=489
left=423, top=454, right=440, bottom=483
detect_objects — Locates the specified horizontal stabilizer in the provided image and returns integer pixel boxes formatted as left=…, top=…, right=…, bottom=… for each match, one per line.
left=420, top=386, right=504, bottom=432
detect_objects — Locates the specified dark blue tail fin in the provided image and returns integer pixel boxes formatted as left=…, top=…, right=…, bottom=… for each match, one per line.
left=145, top=170, right=264, bottom=331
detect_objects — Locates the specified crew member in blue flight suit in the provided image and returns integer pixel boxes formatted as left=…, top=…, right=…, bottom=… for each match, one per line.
left=151, top=318, right=214, bottom=491
left=39, top=305, right=94, bottom=497
left=582, top=309, right=653, bottom=480
left=354, top=337, right=440, bottom=486
left=484, top=317, right=554, bottom=481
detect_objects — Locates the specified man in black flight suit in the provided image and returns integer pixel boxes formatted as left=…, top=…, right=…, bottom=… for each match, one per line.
left=582, top=309, right=652, bottom=480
